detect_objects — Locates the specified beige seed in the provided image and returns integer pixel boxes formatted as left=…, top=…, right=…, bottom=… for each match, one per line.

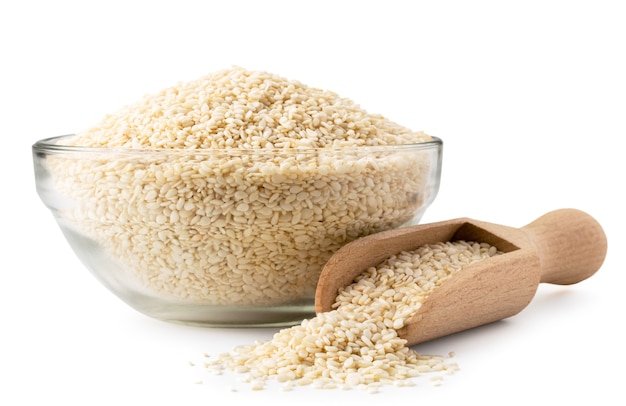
left=206, top=240, right=500, bottom=390
left=235, top=202, right=249, bottom=212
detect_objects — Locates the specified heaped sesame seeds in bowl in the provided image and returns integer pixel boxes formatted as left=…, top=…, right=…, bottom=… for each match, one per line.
left=32, top=67, right=442, bottom=326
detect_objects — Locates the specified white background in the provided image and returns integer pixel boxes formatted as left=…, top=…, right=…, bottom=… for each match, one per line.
left=1, top=0, right=624, bottom=404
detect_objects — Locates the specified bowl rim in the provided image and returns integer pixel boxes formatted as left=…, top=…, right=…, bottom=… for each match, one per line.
left=32, top=134, right=443, bottom=156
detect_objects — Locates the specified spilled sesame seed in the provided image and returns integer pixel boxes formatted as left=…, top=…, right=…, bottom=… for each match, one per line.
left=203, top=240, right=501, bottom=391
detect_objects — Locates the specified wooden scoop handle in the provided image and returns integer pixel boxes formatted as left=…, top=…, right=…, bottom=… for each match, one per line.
left=521, top=208, right=607, bottom=285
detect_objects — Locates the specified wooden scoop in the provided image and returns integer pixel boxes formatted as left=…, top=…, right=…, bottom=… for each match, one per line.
left=315, top=209, right=607, bottom=346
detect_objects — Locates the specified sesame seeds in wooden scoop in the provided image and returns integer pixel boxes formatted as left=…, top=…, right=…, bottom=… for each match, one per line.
left=316, top=208, right=607, bottom=346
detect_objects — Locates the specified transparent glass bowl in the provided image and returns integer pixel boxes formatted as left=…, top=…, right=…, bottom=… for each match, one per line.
left=33, top=134, right=442, bottom=326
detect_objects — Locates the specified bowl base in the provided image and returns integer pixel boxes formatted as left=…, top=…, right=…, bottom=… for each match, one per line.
left=144, top=302, right=315, bottom=328
left=60, top=222, right=316, bottom=327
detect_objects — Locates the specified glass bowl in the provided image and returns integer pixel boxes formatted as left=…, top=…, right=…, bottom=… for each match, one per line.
left=32, top=134, right=442, bottom=326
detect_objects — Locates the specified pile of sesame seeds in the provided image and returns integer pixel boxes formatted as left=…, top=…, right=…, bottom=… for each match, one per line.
left=201, top=240, right=501, bottom=392
left=48, top=67, right=438, bottom=308
left=65, top=67, right=429, bottom=149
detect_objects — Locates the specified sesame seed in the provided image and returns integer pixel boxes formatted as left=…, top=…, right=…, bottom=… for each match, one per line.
left=206, top=240, right=500, bottom=391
